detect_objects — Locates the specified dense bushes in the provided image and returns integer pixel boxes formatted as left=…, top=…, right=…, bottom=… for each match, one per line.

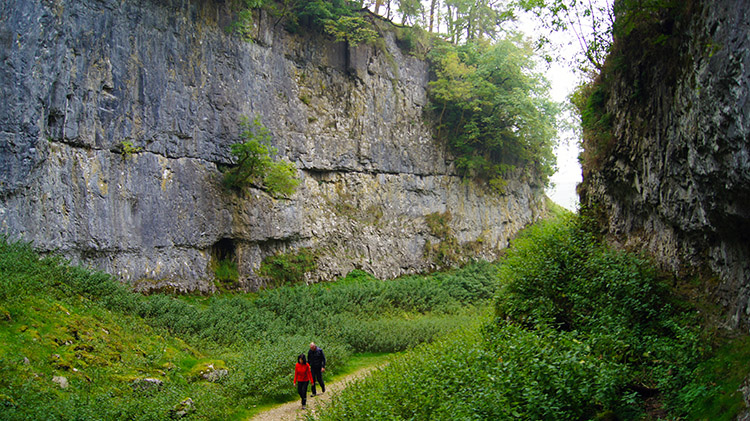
left=495, top=215, right=701, bottom=396
left=235, top=0, right=376, bottom=46
left=312, top=215, right=705, bottom=420
left=310, top=325, right=631, bottom=420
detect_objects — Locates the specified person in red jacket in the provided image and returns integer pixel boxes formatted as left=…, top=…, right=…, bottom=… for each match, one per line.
left=293, top=353, right=314, bottom=409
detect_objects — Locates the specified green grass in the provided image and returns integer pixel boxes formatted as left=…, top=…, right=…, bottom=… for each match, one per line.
left=681, top=334, right=750, bottom=420
left=0, top=288, right=240, bottom=419
left=336, top=352, right=398, bottom=376
left=4, top=218, right=743, bottom=420
left=0, top=237, right=497, bottom=419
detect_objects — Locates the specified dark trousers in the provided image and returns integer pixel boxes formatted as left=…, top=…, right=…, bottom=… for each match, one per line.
left=311, top=368, right=325, bottom=394
left=297, top=381, right=309, bottom=405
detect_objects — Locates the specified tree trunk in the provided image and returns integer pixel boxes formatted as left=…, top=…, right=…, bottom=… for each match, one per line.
left=429, top=0, right=438, bottom=32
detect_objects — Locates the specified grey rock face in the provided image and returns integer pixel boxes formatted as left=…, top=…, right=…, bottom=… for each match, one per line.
left=0, top=0, right=545, bottom=291
left=580, top=1, right=750, bottom=329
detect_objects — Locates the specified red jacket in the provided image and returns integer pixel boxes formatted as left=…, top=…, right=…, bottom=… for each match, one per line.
left=294, top=362, right=313, bottom=384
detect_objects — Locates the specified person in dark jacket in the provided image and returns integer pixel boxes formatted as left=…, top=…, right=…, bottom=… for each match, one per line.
left=293, top=353, right=313, bottom=409
left=307, top=342, right=326, bottom=396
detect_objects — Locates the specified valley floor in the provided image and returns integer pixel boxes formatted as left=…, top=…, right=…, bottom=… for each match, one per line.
left=249, top=364, right=383, bottom=421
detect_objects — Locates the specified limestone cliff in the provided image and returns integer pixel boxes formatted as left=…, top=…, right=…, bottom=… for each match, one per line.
left=579, top=1, right=750, bottom=329
left=0, top=0, right=545, bottom=291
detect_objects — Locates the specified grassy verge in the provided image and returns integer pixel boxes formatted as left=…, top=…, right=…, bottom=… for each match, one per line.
left=680, top=334, right=750, bottom=420
left=334, top=352, right=399, bottom=378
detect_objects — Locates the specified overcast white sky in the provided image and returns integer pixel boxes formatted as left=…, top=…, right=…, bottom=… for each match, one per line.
left=512, top=11, right=584, bottom=212
left=540, top=51, right=582, bottom=212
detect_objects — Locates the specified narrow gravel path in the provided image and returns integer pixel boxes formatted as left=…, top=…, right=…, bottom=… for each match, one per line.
left=248, top=365, right=381, bottom=421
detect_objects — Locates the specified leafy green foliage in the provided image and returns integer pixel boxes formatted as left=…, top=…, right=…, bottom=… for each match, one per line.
left=258, top=248, right=318, bottom=287
left=290, top=1, right=377, bottom=46
left=263, top=157, right=300, bottom=197
left=517, top=0, right=615, bottom=72
left=571, top=77, right=615, bottom=174
left=119, top=140, right=142, bottom=156
left=440, top=0, right=514, bottom=44
left=236, top=0, right=376, bottom=47
left=428, top=37, right=559, bottom=191
left=294, top=0, right=357, bottom=26
left=223, top=116, right=300, bottom=198
left=496, top=216, right=702, bottom=405
left=313, top=216, right=710, bottom=420
left=324, top=15, right=378, bottom=46
left=394, top=24, right=432, bottom=59
left=0, top=237, right=497, bottom=419
left=676, top=334, right=750, bottom=420
left=312, top=324, right=629, bottom=420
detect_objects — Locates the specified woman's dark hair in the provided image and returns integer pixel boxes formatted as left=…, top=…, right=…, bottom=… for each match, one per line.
left=298, top=354, right=307, bottom=364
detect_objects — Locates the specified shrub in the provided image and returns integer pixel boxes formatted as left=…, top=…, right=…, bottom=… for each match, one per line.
left=258, top=248, right=317, bottom=287
left=495, top=214, right=702, bottom=412
left=223, top=116, right=300, bottom=198
left=214, top=259, right=239, bottom=288
left=119, top=140, right=143, bottom=156
left=263, top=158, right=300, bottom=198
left=323, top=15, right=377, bottom=46
left=427, top=38, right=558, bottom=190
left=313, top=215, right=704, bottom=420
left=333, top=313, right=476, bottom=353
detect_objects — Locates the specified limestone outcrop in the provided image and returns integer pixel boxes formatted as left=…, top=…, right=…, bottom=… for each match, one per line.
left=579, top=1, right=750, bottom=329
left=0, top=0, right=545, bottom=291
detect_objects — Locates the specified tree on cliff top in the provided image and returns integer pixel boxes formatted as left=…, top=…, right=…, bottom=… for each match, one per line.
left=428, top=36, right=559, bottom=191
left=234, top=1, right=559, bottom=192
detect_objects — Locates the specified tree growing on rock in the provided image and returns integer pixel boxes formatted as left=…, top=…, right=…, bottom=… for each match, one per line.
left=223, top=116, right=300, bottom=198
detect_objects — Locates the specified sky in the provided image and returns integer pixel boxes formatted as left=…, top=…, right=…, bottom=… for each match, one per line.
left=512, top=11, right=585, bottom=212
left=507, top=0, right=613, bottom=211
left=541, top=55, right=582, bottom=212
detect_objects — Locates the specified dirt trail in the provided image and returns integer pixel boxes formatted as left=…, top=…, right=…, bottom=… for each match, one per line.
left=249, top=365, right=381, bottom=421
